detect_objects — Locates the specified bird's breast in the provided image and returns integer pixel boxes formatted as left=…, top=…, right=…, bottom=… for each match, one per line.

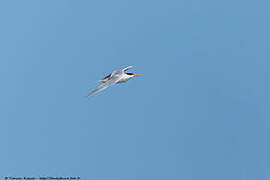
left=117, top=76, right=132, bottom=84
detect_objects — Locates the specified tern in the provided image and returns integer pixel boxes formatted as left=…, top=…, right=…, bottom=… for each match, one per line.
left=87, top=66, right=141, bottom=97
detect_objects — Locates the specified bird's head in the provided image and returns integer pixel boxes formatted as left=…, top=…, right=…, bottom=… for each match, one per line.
left=126, top=72, right=141, bottom=77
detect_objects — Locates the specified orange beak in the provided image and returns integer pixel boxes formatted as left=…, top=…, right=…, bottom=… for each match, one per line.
left=133, top=74, right=141, bottom=77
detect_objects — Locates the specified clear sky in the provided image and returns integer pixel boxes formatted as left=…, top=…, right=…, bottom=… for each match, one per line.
left=1, top=0, right=270, bottom=179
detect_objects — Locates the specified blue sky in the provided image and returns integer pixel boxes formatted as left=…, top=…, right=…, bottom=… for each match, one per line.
left=1, top=0, right=270, bottom=179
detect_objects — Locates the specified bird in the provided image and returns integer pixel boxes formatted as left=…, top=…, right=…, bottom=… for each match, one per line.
left=87, top=66, right=141, bottom=97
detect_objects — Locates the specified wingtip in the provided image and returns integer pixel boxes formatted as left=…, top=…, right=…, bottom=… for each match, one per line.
left=85, top=94, right=93, bottom=98
left=86, top=91, right=97, bottom=98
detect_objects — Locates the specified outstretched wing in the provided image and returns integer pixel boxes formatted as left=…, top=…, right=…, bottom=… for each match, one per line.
left=121, top=66, right=133, bottom=72
left=87, top=76, right=121, bottom=97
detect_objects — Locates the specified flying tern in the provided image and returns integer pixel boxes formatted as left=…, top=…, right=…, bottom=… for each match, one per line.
left=87, top=66, right=141, bottom=97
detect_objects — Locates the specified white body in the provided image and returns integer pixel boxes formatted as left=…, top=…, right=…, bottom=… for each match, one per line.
left=109, top=73, right=132, bottom=84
